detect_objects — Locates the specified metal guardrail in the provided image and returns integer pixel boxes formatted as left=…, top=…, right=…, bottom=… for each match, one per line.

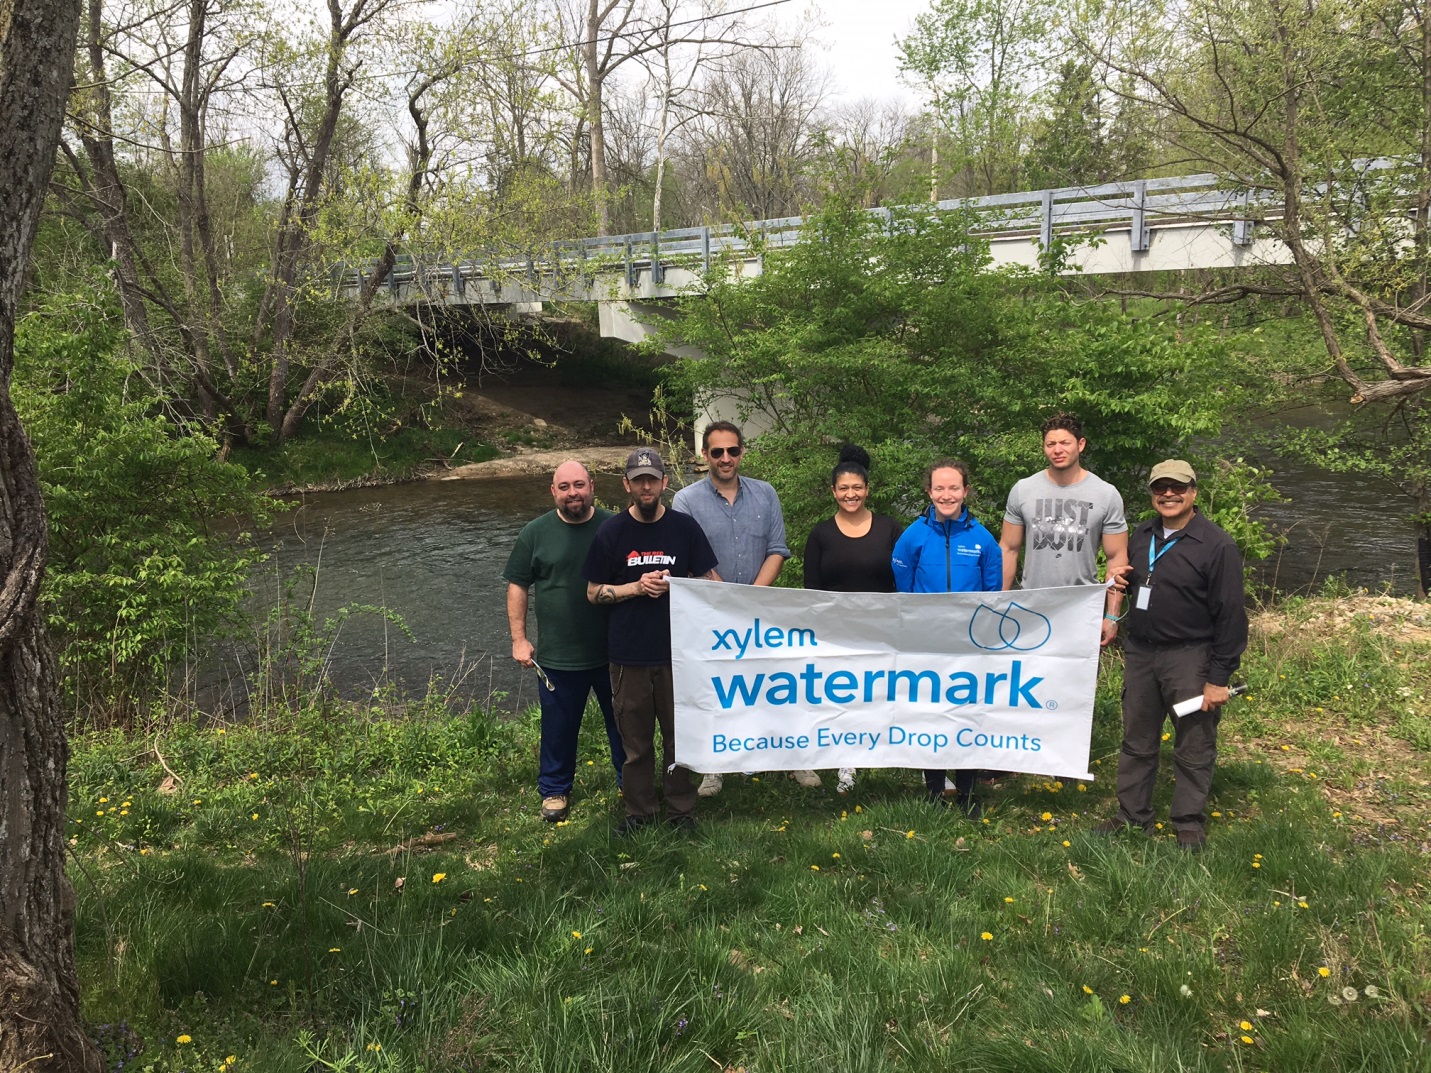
left=338, top=158, right=1408, bottom=297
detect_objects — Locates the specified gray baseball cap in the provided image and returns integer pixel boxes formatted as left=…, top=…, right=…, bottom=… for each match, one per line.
left=625, top=447, right=666, bottom=479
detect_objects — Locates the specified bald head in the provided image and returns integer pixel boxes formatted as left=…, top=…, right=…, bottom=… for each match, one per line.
left=551, top=460, right=595, bottom=522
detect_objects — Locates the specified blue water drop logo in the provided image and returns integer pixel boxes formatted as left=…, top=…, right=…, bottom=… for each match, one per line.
left=968, top=602, right=1052, bottom=652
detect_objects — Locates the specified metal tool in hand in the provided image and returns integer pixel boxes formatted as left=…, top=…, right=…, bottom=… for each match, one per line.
left=529, top=658, right=556, bottom=692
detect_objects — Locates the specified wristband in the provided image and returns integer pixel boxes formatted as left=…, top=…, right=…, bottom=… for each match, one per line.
left=1103, top=613, right=1119, bottom=621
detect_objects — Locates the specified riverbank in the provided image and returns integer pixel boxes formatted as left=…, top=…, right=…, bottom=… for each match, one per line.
left=240, top=346, right=661, bottom=493
left=67, top=595, right=1431, bottom=1071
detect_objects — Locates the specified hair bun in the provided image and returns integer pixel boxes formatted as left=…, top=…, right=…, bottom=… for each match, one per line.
left=838, top=444, right=871, bottom=469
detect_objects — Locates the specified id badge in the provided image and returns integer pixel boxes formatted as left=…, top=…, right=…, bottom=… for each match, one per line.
left=1135, top=586, right=1151, bottom=611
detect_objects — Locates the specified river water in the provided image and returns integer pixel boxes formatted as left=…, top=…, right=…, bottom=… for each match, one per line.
left=210, top=459, right=1414, bottom=712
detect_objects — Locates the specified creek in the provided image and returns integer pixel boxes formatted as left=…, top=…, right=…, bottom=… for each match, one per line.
left=205, top=455, right=1414, bottom=713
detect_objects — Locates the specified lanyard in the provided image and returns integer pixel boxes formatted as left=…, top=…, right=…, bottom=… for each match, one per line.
left=1146, top=533, right=1182, bottom=581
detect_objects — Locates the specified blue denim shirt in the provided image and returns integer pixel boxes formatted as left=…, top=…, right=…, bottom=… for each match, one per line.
left=671, top=475, right=790, bottom=585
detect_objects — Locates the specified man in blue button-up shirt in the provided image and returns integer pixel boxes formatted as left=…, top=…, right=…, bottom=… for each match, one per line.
left=673, top=421, right=807, bottom=794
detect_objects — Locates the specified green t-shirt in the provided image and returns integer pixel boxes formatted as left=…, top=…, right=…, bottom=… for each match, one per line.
left=502, top=507, right=614, bottom=670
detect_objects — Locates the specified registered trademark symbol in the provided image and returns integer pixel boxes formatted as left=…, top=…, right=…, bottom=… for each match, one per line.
left=1045, top=699, right=1058, bottom=710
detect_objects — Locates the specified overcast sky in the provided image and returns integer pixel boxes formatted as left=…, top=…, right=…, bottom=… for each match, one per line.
left=796, top=0, right=933, bottom=107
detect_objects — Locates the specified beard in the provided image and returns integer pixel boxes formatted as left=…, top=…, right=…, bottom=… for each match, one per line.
left=634, top=497, right=661, bottom=521
left=558, top=500, right=589, bottom=522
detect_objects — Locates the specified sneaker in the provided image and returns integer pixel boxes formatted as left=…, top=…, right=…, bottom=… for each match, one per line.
left=697, top=773, right=723, bottom=797
left=614, top=815, right=656, bottom=837
left=1094, top=816, right=1147, bottom=836
left=541, top=795, right=569, bottom=823
left=667, top=814, right=698, bottom=833
left=956, top=794, right=984, bottom=820
left=836, top=768, right=856, bottom=794
left=1176, top=829, right=1207, bottom=852
left=790, top=769, right=821, bottom=788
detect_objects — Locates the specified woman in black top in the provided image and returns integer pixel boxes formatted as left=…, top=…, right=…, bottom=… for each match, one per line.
left=803, top=445, right=903, bottom=793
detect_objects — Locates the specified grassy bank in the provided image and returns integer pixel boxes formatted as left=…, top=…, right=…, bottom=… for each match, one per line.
left=231, top=423, right=500, bottom=492
left=70, top=596, right=1431, bottom=1072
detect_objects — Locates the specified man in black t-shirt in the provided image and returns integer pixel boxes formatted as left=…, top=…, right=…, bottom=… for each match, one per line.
left=582, top=447, right=720, bottom=835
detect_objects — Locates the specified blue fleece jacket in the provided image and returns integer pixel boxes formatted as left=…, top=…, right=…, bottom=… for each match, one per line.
left=891, top=505, right=1003, bottom=594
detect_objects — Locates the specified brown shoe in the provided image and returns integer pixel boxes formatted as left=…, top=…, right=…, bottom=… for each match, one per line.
left=1176, top=829, right=1207, bottom=852
left=541, top=795, right=569, bottom=822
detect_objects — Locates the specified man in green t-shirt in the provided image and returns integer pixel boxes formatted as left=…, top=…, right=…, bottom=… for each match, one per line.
left=503, top=460, right=625, bottom=822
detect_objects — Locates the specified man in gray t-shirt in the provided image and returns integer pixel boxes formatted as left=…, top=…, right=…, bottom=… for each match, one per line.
left=999, top=414, right=1129, bottom=648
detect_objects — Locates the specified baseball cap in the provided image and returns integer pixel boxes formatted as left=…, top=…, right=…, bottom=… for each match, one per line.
left=1147, top=459, right=1197, bottom=486
left=625, top=447, right=665, bottom=479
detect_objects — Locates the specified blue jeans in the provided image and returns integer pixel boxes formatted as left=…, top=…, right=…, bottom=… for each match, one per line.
left=537, top=665, right=625, bottom=798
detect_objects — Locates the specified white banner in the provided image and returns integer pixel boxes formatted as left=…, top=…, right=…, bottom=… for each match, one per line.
left=669, top=579, right=1104, bottom=780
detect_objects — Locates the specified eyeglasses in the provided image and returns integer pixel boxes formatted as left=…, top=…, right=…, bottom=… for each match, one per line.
left=708, top=445, right=743, bottom=459
left=1150, top=481, right=1191, bottom=495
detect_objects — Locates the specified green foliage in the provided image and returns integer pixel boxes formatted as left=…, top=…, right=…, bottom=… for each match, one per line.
left=14, top=284, right=276, bottom=721
left=656, top=198, right=1267, bottom=575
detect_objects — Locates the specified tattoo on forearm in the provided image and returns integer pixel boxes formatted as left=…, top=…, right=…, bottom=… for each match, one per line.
left=595, top=584, right=618, bottom=604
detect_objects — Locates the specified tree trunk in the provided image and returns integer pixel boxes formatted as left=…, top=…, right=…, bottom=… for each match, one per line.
left=585, top=0, right=610, bottom=234
left=0, top=0, right=102, bottom=1067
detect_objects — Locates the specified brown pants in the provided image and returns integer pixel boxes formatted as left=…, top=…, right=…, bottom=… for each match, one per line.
left=609, top=663, right=696, bottom=820
left=1114, top=640, right=1221, bottom=835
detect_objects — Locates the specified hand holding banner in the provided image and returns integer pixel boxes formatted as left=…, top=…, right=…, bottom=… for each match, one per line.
left=669, top=579, right=1103, bottom=780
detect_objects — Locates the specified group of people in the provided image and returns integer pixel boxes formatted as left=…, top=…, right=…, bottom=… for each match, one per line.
left=503, top=414, right=1248, bottom=850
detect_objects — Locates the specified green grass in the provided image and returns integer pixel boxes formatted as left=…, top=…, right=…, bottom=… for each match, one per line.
left=69, top=598, right=1431, bottom=1072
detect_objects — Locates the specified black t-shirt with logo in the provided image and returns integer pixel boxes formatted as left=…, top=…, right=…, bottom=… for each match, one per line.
left=582, top=508, right=719, bottom=665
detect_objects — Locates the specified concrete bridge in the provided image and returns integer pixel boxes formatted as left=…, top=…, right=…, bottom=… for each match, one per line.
left=336, top=166, right=1341, bottom=441
left=338, top=168, right=1308, bottom=340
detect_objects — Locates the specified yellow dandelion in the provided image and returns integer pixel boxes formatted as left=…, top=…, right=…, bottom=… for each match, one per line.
left=1298, top=900, right=1309, bottom=909
left=1252, top=862, right=1261, bottom=869
left=1119, top=995, right=1131, bottom=1005
left=432, top=872, right=447, bottom=884
left=262, top=901, right=276, bottom=908
left=1241, top=1035, right=1254, bottom=1045
left=250, top=813, right=259, bottom=820
left=328, top=947, right=341, bottom=953
left=832, top=853, right=840, bottom=859
left=584, top=947, right=592, bottom=954
left=1077, top=783, right=1087, bottom=792
left=1211, top=810, right=1222, bottom=817
left=1161, top=732, right=1171, bottom=742
left=217, top=728, right=226, bottom=734
left=1254, top=853, right=1263, bottom=860
left=1240, top=1020, right=1253, bottom=1030
left=854, top=805, right=863, bottom=813
left=572, top=931, right=582, bottom=939
left=95, top=810, right=104, bottom=817
left=347, top=888, right=358, bottom=896
left=1004, top=896, right=1014, bottom=903
left=176, top=1034, right=192, bottom=1044
left=810, top=864, right=820, bottom=871
left=99, top=797, right=109, bottom=804
left=980, top=932, right=993, bottom=941
left=1082, top=985, right=1093, bottom=995
left=269, top=979, right=278, bottom=986
left=121, top=800, right=131, bottom=807
left=1040, top=812, right=1053, bottom=821
left=1062, top=840, right=1071, bottom=847
left=119, top=809, right=129, bottom=817
left=1318, top=966, right=1331, bottom=977
left=906, top=830, right=915, bottom=839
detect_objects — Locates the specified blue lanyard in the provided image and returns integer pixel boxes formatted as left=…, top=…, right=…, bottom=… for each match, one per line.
left=1147, top=533, right=1182, bottom=580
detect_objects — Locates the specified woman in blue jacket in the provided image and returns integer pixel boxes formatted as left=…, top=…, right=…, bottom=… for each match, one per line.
left=891, top=459, right=1002, bottom=816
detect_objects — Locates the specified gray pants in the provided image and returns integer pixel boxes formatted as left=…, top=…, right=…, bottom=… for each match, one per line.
left=1114, top=639, right=1221, bottom=835
left=610, top=663, right=696, bottom=821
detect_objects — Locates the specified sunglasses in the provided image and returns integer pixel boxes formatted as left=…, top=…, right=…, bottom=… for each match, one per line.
left=1150, top=481, right=1191, bottom=495
left=708, top=445, right=743, bottom=459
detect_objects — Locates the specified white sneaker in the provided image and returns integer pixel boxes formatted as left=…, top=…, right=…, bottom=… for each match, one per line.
left=697, top=773, right=723, bottom=797
left=836, top=768, right=856, bottom=794
left=790, top=769, right=821, bottom=788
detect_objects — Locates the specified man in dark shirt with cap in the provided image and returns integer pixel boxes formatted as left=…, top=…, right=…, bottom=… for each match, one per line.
left=582, top=447, right=720, bottom=836
left=1098, top=459, right=1248, bottom=851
